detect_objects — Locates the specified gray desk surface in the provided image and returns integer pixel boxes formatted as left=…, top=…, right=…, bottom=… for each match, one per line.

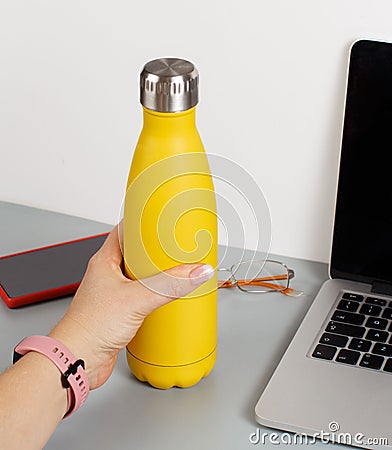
left=0, top=201, right=333, bottom=450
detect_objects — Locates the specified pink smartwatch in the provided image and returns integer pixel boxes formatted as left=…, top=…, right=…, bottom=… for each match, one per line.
left=13, top=335, right=89, bottom=418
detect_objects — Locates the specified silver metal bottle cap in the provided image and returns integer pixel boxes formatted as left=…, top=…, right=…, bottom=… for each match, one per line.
left=140, top=58, right=199, bottom=113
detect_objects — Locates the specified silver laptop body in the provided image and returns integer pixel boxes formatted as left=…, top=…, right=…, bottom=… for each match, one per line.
left=255, top=39, right=392, bottom=449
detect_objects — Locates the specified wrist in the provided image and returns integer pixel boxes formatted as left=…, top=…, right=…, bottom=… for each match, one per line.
left=49, top=317, right=96, bottom=386
left=16, top=350, right=69, bottom=418
left=49, top=311, right=120, bottom=390
left=13, top=335, right=89, bottom=418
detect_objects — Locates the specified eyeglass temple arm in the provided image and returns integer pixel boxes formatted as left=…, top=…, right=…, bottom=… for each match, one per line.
left=240, top=269, right=295, bottom=285
left=218, top=269, right=295, bottom=289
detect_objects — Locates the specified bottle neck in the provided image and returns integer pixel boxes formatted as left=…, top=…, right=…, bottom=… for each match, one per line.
left=142, top=106, right=197, bottom=131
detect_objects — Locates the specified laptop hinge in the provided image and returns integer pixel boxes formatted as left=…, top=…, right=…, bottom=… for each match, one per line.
left=371, top=280, right=392, bottom=296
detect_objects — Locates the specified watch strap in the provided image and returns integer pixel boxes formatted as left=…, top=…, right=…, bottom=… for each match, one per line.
left=13, top=335, right=89, bottom=418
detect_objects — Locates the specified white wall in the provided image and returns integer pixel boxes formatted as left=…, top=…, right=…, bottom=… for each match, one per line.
left=1, top=0, right=391, bottom=263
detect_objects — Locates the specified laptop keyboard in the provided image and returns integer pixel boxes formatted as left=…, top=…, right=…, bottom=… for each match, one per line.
left=311, top=291, right=392, bottom=373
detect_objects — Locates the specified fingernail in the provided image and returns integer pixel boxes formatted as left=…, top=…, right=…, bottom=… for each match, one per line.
left=190, top=264, right=215, bottom=286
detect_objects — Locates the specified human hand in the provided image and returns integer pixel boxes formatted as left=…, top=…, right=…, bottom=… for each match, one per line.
left=49, top=225, right=214, bottom=390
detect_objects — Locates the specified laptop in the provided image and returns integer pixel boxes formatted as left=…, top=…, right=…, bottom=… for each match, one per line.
left=255, top=39, right=392, bottom=449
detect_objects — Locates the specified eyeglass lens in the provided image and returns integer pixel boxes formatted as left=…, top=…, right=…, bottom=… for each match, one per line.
left=231, top=259, right=290, bottom=293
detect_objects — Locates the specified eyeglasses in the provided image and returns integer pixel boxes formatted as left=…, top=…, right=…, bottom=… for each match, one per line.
left=217, top=259, right=303, bottom=297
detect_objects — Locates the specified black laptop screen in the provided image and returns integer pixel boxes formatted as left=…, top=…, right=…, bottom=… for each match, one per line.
left=330, top=40, right=392, bottom=286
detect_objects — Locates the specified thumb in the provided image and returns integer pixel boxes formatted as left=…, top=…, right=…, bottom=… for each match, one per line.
left=133, top=263, right=215, bottom=315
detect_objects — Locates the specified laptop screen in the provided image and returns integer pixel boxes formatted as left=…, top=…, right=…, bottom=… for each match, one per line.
left=330, top=39, right=392, bottom=286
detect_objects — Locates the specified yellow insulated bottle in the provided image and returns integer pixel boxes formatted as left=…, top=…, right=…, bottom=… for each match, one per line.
left=124, top=58, right=217, bottom=389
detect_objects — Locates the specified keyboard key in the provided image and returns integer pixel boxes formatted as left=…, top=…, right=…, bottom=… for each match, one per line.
left=336, top=349, right=360, bottom=365
left=326, top=321, right=365, bottom=338
left=331, top=310, right=365, bottom=325
left=365, top=317, right=388, bottom=330
left=332, top=310, right=366, bottom=326
left=372, top=343, right=392, bottom=357
left=312, top=344, right=337, bottom=360
left=349, top=338, right=372, bottom=352
left=383, top=358, right=392, bottom=372
left=359, top=353, right=384, bottom=370
left=342, top=292, right=364, bottom=302
left=365, top=329, right=389, bottom=342
left=365, top=297, right=387, bottom=307
left=359, top=304, right=382, bottom=317
left=337, top=300, right=360, bottom=312
left=382, top=308, right=392, bottom=320
left=319, top=333, right=348, bottom=347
